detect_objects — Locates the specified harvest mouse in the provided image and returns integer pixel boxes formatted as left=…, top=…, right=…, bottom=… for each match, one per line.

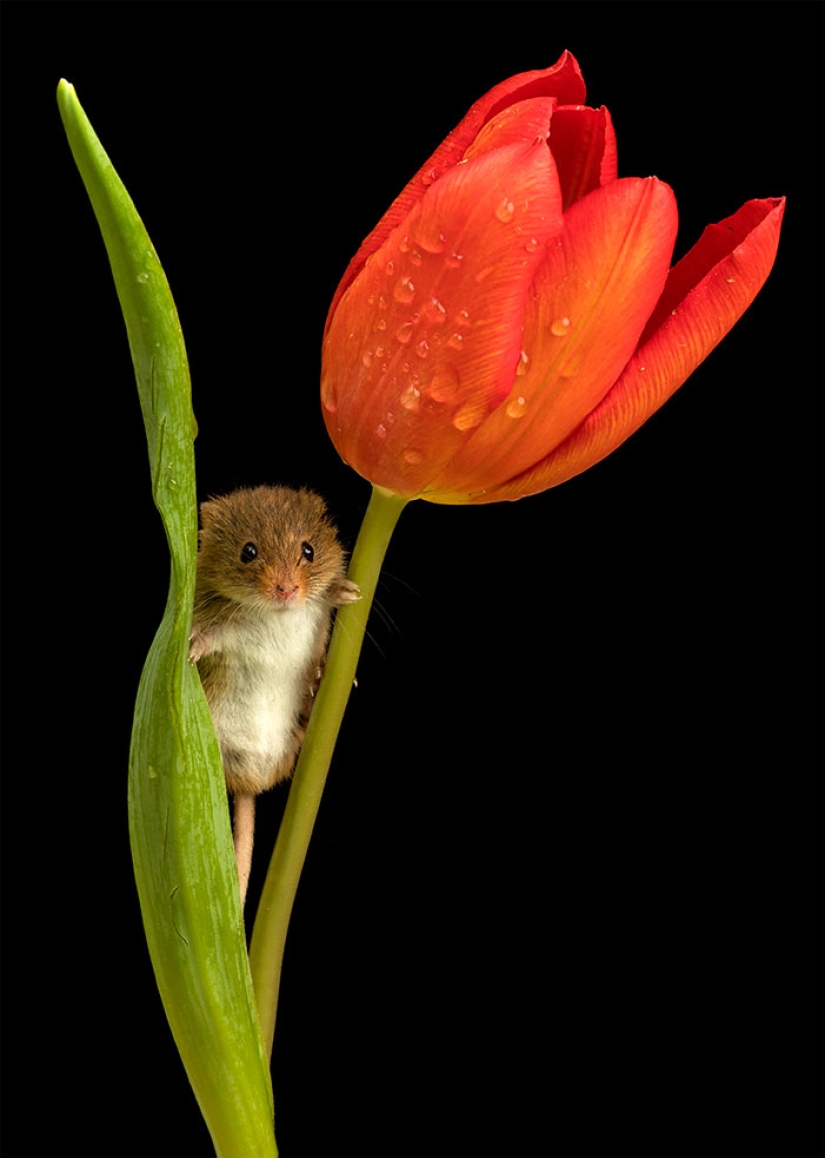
left=189, top=485, right=360, bottom=906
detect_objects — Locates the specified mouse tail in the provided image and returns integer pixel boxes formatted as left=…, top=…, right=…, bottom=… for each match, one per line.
left=232, top=791, right=256, bottom=908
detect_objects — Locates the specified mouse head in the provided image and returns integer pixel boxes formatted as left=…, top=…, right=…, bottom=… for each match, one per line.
left=197, top=486, right=345, bottom=611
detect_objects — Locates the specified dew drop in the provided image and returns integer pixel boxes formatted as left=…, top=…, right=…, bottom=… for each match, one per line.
left=362, top=350, right=374, bottom=369
left=404, top=448, right=425, bottom=465
left=147, top=765, right=158, bottom=780
left=455, top=309, right=471, bottom=328
left=409, top=249, right=423, bottom=267
left=393, top=276, right=416, bottom=304
left=415, top=222, right=447, bottom=254
left=375, top=423, right=388, bottom=440
left=395, top=322, right=414, bottom=344
left=400, top=384, right=421, bottom=411
left=428, top=365, right=461, bottom=404
left=453, top=400, right=487, bottom=430
left=399, top=236, right=412, bottom=253
left=137, top=271, right=150, bottom=283
left=415, top=339, right=430, bottom=359
left=385, top=261, right=395, bottom=276
left=516, top=350, right=529, bottom=376
left=506, top=396, right=527, bottom=419
left=375, top=319, right=387, bottom=331
left=321, top=372, right=338, bottom=413
left=446, top=332, right=465, bottom=351
left=424, top=297, right=447, bottom=325
left=474, top=266, right=495, bottom=284
left=420, top=168, right=438, bottom=187
left=524, top=237, right=539, bottom=253
left=495, top=197, right=515, bottom=223
left=445, top=251, right=464, bottom=269
left=550, top=316, right=571, bottom=337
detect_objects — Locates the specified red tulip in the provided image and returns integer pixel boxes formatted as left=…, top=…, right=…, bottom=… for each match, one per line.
left=321, top=51, right=784, bottom=504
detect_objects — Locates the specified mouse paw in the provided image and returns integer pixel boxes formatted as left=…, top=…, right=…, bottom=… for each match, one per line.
left=189, top=627, right=209, bottom=663
left=332, top=578, right=361, bottom=606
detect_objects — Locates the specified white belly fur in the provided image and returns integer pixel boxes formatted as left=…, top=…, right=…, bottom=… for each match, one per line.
left=208, top=601, right=326, bottom=782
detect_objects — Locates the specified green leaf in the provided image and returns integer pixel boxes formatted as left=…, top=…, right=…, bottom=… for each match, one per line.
left=57, top=81, right=276, bottom=1157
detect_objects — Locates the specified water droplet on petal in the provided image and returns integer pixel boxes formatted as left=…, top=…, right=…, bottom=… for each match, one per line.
left=524, top=237, right=539, bottom=253
left=453, top=400, right=487, bottom=430
left=424, top=297, right=447, bottom=325
left=394, top=277, right=416, bottom=304
left=400, top=384, right=421, bottom=411
left=375, top=319, right=387, bottom=331
left=404, top=448, right=425, bottom=465
left=415, top=339, right=430, bottom=359
left=415, top=222, right=447, bottom=254
left=550, top=316, right=571, bottom=337
left=446, top=333, right=465, bottom=351
left=321, top=372, right=338, bottom=413
left=516, top=350, right=529, bottom=376
left=428, top=366, right=461, bottom=404
left=420, top=168, right=438, bottom=187
left=474, top=266, right=495, bottom=284
left=395, top=322, right=414, bottom=344
left=506, top=396, right=527, bottom=419
left=399, top=236, right=412, bottom=254
left=362, top=350, right=374, bottom=369
left=495, top=197, right=515, bottom=223
left=384, top=261, right=395, bottom=276
left=375, top=423, right=388, bottom=440
left=445, top=252, right=464, bottom=269
left=455, top=310, right=471, bottom=327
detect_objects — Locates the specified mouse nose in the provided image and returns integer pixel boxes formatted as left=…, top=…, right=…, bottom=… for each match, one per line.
left=274, top=582, right=298, bottom=601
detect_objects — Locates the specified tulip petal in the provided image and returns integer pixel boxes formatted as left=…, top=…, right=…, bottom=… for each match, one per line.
left=325, top=51, right=586, bottom=326
left=460, top=197, right=785, bottom=502
left=550, top=105, right=618, bottom=208
left=432, top=176, right=678, bottom=498
left=322, top=135, right=564, bottom=496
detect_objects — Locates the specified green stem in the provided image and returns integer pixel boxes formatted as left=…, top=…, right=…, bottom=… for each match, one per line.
left=249, top=484, right=409, bottom=1058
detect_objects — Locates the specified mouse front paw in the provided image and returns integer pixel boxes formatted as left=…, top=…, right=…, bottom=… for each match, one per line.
left=189, top=627, right=210, bottom=663
left=332, top=578, right=361, bottom=606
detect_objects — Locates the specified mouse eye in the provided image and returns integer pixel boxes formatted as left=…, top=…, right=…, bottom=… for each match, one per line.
left=301, top=541, right=314, bottom=563
left=240, top=542, right=258, bottom=564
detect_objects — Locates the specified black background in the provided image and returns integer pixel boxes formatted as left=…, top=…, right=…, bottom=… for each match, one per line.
left=3, top=3, right=822, bottom=1154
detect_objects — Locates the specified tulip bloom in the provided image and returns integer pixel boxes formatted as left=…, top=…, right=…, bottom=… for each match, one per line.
left=321, top=51, right=784, bottom=504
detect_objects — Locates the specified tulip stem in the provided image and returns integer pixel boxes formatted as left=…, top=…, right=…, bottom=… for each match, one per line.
left=249, top=484, right=409, bottom=1060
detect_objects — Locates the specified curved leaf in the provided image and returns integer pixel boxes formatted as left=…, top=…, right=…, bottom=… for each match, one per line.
left=57, top=80, right=276, bottom=1157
